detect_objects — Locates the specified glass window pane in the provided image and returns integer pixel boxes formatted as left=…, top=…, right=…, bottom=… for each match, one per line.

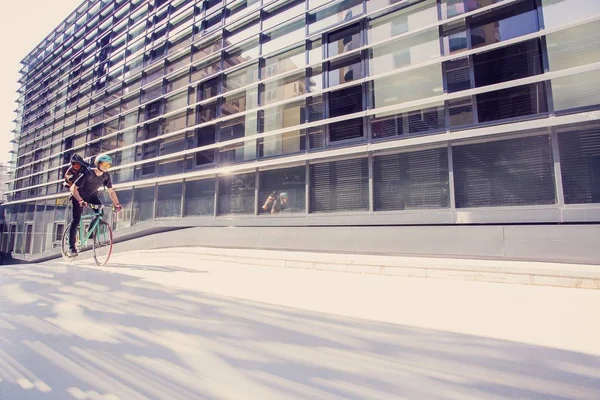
left=557, top=121, right=600, bottom=204
left=552, top=70, right=600, bottom=112
left=223, top=39, right=260, bottom=68
left=223, top=63, right=259, bottom=91
left=261, top=100, right=305, bottom=133
left=132, top=185, right=155, bottom=224
left=164, top=111, right=187, bottom=133
left=113, top=188, right=133, bottom=230
left=191, top=58, right=220, bottom=83
left=156, top=182, right=183, bottom=218
left=444, top=58, right=471, bottom=93
left=370, top=28, right=440, bottom=75
left=327, top=24, right=361, bottom=58
left=329, top=84, right=363, bottom=118
left=262, top=17, right=305, bottom=56
left=219, top=115, right=258, bottom=162
left=442, top=21, right=467, bottom=55
left=372, top=102, right=445, bottom=138
left=448, top=97, right=474, bottom=127
left=184, top=178, right=216, bottom=216
left=259, top=166, right=306, bottom=214
left=165, top=92, right=188, bottom=113
left=225, top=19, right=260, bottom=46
left=473, top=39, right=543, bottom=87
left=546, top=21, right=600, bottom=71
left=309, top=0, right=363, bottom=34
left=221, top=88, right=259, bottom=116
left=368, top=0, right=437, bottom=33
left=476, top=82, right=548, bottom=123
left=263, top=0, right=305, bottom=30
left=259, top=130, right=306, bottom=158
left=263, top=46, right=305, bottom=79
left=218, top=172, right=255, bottom=215
left=373, top=148, right=450, bottom=211
left=371, top=64, right=443, bottom=109
left=328, top=54, right=362, bottom=86
left=440, top=0, right=468, bottom=19
left=470, top=1, right=539, bottom=49
left=453, top=135, right=555, bottom=208
left=261, top=72, right=306, bottom=106
left=310, top=158, right=369, bottom=212
left=541, top=0, right=600, bottom=29
left=330, top=117, right=363, bottom=142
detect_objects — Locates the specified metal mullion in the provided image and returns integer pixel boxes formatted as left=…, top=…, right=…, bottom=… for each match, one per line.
left=214, top=174, right=220, bottom=216
left=550, top=127, right=565, bottom=207
left=254, top=167, right=259, bottom=215
left=180, top=178, right=187, bottom=218
left=447, top=142, right=456, bottom=210
left=152, top=182, right=158, bottom=220
left=305, top=161, right=310, bottom=215
left=368, top=151, right=374, bottom=213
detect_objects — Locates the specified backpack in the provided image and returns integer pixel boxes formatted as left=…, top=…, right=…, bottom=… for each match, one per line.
left=63, top=153, right=91, bottom=189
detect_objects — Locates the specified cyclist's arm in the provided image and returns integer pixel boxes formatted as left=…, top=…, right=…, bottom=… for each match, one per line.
left=70, top=184, right=84, bottom=203
left=107, top=187, right=120, bottom=206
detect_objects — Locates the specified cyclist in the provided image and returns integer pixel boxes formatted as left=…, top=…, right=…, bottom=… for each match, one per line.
left=68, top=153, right=122, bottom=256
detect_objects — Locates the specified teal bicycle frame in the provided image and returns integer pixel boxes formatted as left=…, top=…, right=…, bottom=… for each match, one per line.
left=77, top=207, right=105, bottom=248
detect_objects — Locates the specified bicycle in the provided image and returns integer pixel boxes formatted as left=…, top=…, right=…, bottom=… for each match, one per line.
left=61, top=203, right=114, bottom=266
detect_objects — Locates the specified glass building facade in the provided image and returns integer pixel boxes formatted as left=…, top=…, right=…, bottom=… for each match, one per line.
left=4, top=0, right=600, bottom=258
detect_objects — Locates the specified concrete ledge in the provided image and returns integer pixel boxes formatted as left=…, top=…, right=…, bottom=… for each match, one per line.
left=112, top=246, right=600, bottom=290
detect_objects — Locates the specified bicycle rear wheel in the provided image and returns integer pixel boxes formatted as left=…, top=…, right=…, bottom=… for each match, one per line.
left=61, top=222, right=78, bottom=262
left=93, top=221, right=113, bottom=266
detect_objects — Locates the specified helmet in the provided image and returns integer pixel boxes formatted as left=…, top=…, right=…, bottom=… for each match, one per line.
left=280, top=192, right=289, bottom=200
left=95, top=153, right=113, bottom=170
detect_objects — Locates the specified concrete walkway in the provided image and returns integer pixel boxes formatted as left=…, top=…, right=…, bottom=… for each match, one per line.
left=0, top=247, right=599, bottom=399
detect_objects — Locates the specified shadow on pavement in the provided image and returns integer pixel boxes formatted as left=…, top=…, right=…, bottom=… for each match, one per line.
left=0, top=262, right=599, bottom=400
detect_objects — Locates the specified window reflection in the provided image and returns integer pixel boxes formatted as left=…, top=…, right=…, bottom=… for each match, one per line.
left=328, top=54, right=362, bottom=87
left=309, top=0, right=363, bottom=34
left=542, top=0, right=600, bottom=29
left=471, top=1, right=539, bottom=49
left=263, top=46, right=305, bottom=79
left=327, top=24, right=361, bottom=58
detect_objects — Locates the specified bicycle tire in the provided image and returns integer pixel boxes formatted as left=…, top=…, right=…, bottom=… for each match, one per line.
left=93, top=221, right=113, bottom=266
left=61, top=222, right=78, bottom=262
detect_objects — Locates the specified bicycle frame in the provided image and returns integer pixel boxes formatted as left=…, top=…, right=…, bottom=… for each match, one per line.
left=78, top=210, right=104, bottom=248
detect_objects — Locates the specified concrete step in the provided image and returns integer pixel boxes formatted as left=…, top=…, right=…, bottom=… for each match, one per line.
left=120, top=246, right=600, bottom=290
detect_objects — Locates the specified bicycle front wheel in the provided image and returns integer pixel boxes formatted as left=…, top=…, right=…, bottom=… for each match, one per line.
left=93, top=221, right=113, bottom=266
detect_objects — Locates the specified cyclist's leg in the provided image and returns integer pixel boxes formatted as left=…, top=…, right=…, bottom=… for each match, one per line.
left=69, top=196, right=83, bottom=250
left=88, top=193, right=104, bottom=229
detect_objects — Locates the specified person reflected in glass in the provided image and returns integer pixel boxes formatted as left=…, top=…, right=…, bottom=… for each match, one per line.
left=261, top=191, right=289, bottom=214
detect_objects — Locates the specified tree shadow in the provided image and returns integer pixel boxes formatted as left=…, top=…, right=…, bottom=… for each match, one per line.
left=0, top=263, right=599, bottom=400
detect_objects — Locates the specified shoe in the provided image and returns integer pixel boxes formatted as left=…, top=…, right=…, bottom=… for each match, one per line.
left=68, top=247, right=78, bottom=257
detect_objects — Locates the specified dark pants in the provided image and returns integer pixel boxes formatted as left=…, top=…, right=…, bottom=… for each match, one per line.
left=69, top=193, right=102, bottom=249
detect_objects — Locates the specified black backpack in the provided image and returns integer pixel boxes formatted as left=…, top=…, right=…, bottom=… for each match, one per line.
left=63, top=154, right=91, bottom=189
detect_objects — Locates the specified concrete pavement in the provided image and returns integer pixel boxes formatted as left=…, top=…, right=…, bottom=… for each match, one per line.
left=0, top=248, right=599, bottom=399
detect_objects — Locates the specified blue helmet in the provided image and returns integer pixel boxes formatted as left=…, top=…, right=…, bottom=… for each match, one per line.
left=95, top=153, right=113, bottom=168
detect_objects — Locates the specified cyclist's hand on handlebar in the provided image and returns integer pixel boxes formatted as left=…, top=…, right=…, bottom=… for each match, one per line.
left=79, top=200, right=88, bottom=207
left=114, top=204, right=123, bottom=212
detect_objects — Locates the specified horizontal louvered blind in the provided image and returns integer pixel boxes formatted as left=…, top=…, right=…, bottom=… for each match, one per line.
left=558, top=123, right=600, bottom=204
left=474, top=39, right=542, bottom=87
left=184, top=178, right=215, bottom=216
left=374, top=148, right=450, bottom=211
left=218, top=173, right=255, bottom=215
left=476, top=82, right=548, bottom=123
left=310, top=158, right=369, bottom=213
left=453, top=135, right=556, bottom=208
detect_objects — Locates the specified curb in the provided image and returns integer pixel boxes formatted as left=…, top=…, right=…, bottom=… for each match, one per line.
left=119, top=247, right=600, bottom=290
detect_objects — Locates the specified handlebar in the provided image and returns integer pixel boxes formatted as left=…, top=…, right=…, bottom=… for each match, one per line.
left=86, top=203, right=118, bottom=211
